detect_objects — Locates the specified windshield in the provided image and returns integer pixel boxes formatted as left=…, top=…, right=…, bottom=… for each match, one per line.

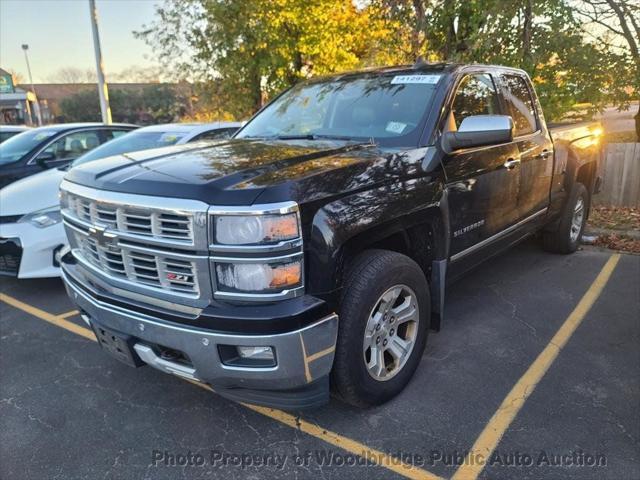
left=72, top=131, right=186, bottom=167
left=0, top=131, right=23, bottom=143
left=0, top=129, right=57, bottom=165
left=237, top=73, right=442, bottom=147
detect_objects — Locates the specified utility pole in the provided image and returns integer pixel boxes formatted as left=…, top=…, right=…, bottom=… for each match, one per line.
left=88, top=0, right=112, bottom=124
left=21, top=44, right=43, bottom=126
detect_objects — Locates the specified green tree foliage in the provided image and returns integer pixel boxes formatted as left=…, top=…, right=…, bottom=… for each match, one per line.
left=139, top=0, right=638, bottom=122
left=136, top=0, right=392, bottom=117
left=377, top=0, right=634, bottom=120
left=59, top=85, right=187, bottom=124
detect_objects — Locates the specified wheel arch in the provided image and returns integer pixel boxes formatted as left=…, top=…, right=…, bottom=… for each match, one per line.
left=306, top=180, right=450, bottom=329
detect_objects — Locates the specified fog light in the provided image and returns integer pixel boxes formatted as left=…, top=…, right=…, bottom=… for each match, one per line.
left=218, top=344, right=276, bottom=367
left=237, top=345, right=274, bottom=361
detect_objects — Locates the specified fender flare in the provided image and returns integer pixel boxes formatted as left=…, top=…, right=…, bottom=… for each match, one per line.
left=306, top=178, right=450, bottom=327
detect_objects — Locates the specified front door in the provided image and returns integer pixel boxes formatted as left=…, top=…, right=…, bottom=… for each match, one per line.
left=31, top=129, right=106, bottom=170
left=443, top=72, right=521, bottom=260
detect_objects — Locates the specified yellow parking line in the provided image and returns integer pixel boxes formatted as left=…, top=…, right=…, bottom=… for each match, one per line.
left=58, top=309, right=80, bottom=319
left=189, top=379, right=443, bottom=480
left=452, top=253, right=621, bottom=480
left=0, top=294, right=96, bottom=342
left=0, top=291, right=443, bottom=480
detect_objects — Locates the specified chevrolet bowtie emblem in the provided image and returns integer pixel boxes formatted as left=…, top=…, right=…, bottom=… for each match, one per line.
left=88, top=226, right=117, bottom=247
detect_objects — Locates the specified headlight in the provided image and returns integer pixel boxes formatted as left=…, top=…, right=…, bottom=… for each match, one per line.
left=214, top=213, right=299, bottom=245
left=211, top=202, right=304, bottom=301
left=216, top=258, right=302, bottom=293
left=59, top=189, right=69, bottom=209
left=18, top=206, right=62, bottom=228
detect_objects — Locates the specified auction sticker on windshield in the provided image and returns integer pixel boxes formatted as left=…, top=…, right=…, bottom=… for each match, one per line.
left=391, top=75, right=441, bottom=84
left=386, top=121, right=407, bottom=134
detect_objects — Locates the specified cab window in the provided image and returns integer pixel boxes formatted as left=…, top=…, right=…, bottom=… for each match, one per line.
left=36, top=130, right=103, bottom=162
left=450, top=74, right=500, bottom=129
left=501, top=74, right=537, bottom=136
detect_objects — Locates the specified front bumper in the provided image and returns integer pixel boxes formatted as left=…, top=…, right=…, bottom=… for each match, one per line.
left=0, top=222, right=65, bottom=278
left=61, top=265, right=338, bottom=409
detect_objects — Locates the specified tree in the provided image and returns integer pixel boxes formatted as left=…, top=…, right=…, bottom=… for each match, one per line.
left=376, top=0, right=635, bottom=122
left=108, top=66, right=163, bottom=83
left=6, top=68, right=25, bottom=85
left=59, top=85, right=185, bottom=124
left=139, top=0, right=637, bottom=124
left=576, top=0, right=640, bottom=139
left=136, top=0, right=392, bottom=117
left=48, top=67, right=96, bottom=83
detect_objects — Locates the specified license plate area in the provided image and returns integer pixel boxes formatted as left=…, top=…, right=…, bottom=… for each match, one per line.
left=91, top=323, right=145, bottom=368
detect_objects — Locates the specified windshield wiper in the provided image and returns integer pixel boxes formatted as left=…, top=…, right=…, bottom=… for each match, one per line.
left=271, top=134, right=363, bottom=142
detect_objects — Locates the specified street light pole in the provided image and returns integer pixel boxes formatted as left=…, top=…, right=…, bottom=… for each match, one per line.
left=88, top=0, right=112, bottom=124
left=21, top=44, right=43, bottom=126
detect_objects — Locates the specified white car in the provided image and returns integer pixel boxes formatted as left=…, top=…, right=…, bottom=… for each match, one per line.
left=0, top=122, right=241, bottom=278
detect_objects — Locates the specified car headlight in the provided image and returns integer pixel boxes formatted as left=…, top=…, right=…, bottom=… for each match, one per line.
left=18, top=206, right=62, bottom=228
left=211, top=203, right=304, bottom=299
left=59, top=189, right=69, bottom=209
left=216, top=258, right=302, bottom=293
left=214, top=213, right=299, bottom=245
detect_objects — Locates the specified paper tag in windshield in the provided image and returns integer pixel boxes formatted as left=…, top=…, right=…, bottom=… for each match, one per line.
left=386, top=122, right=407, bottom=134
left=391, top=75, right=441, bottom=85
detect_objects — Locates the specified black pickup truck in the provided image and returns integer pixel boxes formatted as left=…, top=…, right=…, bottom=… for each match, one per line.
left=59, top=63, right=602, bottom=409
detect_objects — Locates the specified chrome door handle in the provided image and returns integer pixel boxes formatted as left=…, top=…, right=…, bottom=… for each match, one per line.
left=503, top=158, right=521, bottom=170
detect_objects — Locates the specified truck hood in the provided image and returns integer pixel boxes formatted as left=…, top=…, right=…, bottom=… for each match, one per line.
left=63, top=139, right=429, bottom=206
left=0, top=167, right=67, bottom=216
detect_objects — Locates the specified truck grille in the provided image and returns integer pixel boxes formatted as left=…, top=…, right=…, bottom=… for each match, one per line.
left=61, top=183, right=211, bottom=305
left=74, top=233, right=199, bottom=295
left=68, top=193, right=193, bottom=242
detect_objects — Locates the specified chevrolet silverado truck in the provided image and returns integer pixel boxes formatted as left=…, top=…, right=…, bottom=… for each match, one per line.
left=59, top=63, right=602, bottom=409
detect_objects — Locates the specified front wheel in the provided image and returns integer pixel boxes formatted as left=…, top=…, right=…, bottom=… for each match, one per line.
left=331, top=250, right=430, bottom=407
left=542, top=182, right=589, bottom=254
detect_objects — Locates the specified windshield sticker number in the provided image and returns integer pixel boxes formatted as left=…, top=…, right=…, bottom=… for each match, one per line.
left=391, top=75, right=441, bottom=85
left=386, top=122, right=407, bottom=134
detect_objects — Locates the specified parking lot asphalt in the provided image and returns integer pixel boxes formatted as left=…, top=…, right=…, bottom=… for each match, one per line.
left=1, top=240, right=638, bottom=480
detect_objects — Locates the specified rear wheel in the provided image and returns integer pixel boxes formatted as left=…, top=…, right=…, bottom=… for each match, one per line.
left=542, top=182, right=589, bottom=254
left=331, top=250, right=430, bottom=407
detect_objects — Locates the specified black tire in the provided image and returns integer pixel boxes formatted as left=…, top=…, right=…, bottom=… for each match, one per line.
left=542, top=182, right=589, bottom=254
left=331, top=249, right=430, bottom=407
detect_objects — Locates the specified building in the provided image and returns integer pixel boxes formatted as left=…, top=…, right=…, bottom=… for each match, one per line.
left=0, top=68, right=45, bottom=125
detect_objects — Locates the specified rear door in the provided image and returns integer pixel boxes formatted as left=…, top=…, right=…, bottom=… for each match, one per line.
left=498, top=73, right=553, bottom=218
left=444, top=71, right=522, bottom=260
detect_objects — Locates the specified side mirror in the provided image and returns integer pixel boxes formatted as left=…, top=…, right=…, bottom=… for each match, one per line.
left=443, top=115, right=514, bottom=152
left=34, top=151, right=56, bottom=168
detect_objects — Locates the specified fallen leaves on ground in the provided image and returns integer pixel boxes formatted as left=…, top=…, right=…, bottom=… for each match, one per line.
left=589, top=206, right=640, bottom=232
left=593, top=233, right=640, bottom=254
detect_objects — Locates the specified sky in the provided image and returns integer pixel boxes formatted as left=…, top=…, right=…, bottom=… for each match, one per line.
left=0, top=0, right=160, bottom=83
